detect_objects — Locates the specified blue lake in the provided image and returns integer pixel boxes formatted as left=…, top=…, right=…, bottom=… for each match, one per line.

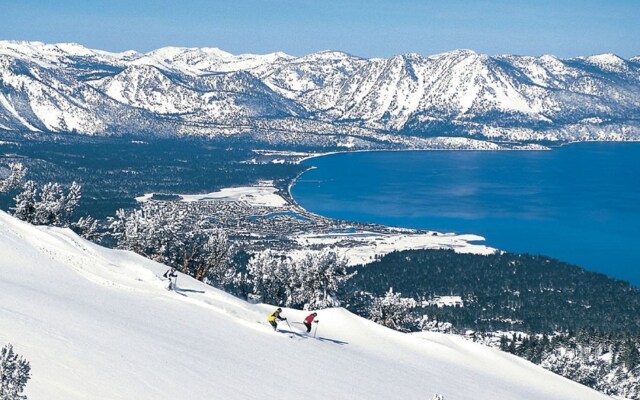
left=291, top=143, right=640, bottom=287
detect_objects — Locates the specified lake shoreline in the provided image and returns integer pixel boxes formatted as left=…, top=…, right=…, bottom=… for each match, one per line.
left=289, top=142, right=640, bottom=287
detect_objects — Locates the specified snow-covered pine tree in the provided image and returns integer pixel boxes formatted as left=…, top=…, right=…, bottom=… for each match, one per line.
left=109, top=203, right=188, bottom=265
left=34, top=182, right=65, bottom=225
left=200, top=230, right=233, bottom=286
left=71, top=215, right=102, bottom=243
left=109, top=202, right=233, bottom=283
left=11, top=181, right=37, bottom=223
left=367, top=288, right=418, bottom=332
left=63, top=181, right=82, bottom=223
left=622, top=340, right=640, bottom=371
left=0, top=343, right=30, bottom=400
left=0, top=163, right=26, bottom=193
left=11, top=180, right=82, bottom=227
left=293, top=249, right=353, bottom=310
left=245, top=249, right=354, bottom=309
left=246, top=251, right=292, bottom=305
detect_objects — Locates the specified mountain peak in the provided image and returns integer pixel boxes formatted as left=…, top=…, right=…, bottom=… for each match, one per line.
left=427, top=49, right=482, bottom=63
left=439, top=49, right=479, bottom=57
left=399, top=52, right=424, bottom=61
left=582, top=53, right=627, bottom=71
left=302, top=50, right=359, bottom=60
left=51, top=42, right=95, bottom=55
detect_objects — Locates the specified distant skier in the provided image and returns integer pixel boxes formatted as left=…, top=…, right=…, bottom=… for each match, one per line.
left=163, top=267, right=178, bottom=290
left=267, top=307, right=287, bottom=331
left=303, top=312, right=318, bottom=333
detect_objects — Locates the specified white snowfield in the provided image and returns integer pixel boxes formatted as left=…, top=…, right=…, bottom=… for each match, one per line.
left=135, top=185, right=289, bottom=207
left=293, top=231, right=494, bottom=266
left=0, top=211, right=609, bottom=400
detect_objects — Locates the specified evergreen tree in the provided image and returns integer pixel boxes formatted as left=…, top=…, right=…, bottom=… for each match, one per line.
left=367, top=288, right=417, bottom=332
left=63, top=181, right=82, bottom=223
left=0, top=163, right=26, bottom=193
left=294, top=249, right=353, bottom=309
left=11, top=180, right=82, bottom=227
left=246, top=251, right=291, bottom=305
left=508, top=334, right=516, bottom=354
left=623, top=340, right=640, bottom=371
left=71, top=216, right=102, bottom=243
left=193, top=230, right=232, bottom=283
left=245, top=249, right=353, bottom=309
left=11, top=181, right=37, bottom=223
left=499, top=335, right=509, bottom=351
left=108, top=202, right=233, bottom=283
left=0, top=343, right=30, bottom=400
left=34, top=182, right=65, bottom=225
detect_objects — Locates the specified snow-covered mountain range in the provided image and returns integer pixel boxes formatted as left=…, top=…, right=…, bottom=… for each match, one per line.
left=1, top=40, right=639, bottom=147
left=0, top=210, right=611, bottom=399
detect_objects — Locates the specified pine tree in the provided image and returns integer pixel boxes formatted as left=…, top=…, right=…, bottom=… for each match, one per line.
left=508, top=333, right=517, bottom=354
left=11, top=181, right=82, bottom=227
left=367, top=288, right=418, bottom=331
left=35, top=182, right=65, bottom=225
left=108, top=202, right=232, bottom=283
left=499, top=335, right=509, bottom=351
left=0, top=163, right=26, bottom=193
left=246, top=251, right=291, bottom=305
left=622, top=340, right=639, bottom=371
left=200, top=230, right=233, bottom=286
left=11, top=181, right=37, bottom=223
left=63, top=181, right=82, bottom=222
left=244, top=249, right=354, bottom=309
left=293, top=249, right=354, bottom=309
left=0, top=343, right=30, bottom=400
left=71, top=216, right=102, bottom=243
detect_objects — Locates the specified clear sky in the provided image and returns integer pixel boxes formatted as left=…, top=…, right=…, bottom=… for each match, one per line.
left=2, top=0, right=638, bottom=58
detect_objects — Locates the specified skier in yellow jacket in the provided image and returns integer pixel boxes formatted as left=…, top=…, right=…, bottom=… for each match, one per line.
left=267, top=307, right=287, bottom=331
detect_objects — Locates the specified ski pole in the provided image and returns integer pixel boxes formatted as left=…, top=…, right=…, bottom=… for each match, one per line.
left=285, top=319, right=292, bottom=330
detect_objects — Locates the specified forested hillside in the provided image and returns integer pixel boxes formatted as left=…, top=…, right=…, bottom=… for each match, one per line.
left=349, top=249, right=640, bottom=333
left=346, top=249, right=640, bottom=398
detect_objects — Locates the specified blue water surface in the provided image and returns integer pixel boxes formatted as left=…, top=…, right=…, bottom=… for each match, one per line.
left=291, top=143, right=640, bottom=286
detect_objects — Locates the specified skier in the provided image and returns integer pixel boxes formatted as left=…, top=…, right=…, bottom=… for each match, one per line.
left=267, top=307, right=287, bottom=331
left=303, top=312, right=318, bottom=333
left=163, top=267, right=178, bottom=290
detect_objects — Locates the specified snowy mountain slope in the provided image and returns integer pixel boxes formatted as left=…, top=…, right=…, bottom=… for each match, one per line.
left=89, top=65, right=304, bottom=125
left=0, top=211, right=611, bottom=400
left=132, top=46, right=294, bottom=76
left=0, top=55, right=110, bottom=133
left=1, top=40, right=640, bottom=145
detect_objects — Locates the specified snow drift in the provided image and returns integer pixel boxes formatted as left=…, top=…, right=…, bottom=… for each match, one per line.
left=0, top=211, right=609, bottom=399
